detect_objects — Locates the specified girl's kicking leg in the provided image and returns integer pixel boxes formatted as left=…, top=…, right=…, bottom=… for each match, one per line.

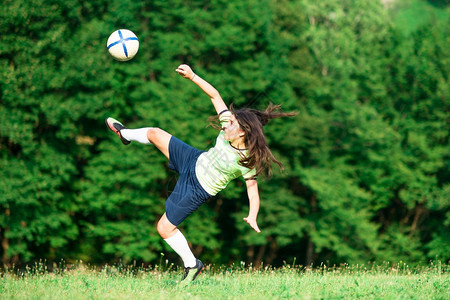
left=105, top=117, right=171, bottom=159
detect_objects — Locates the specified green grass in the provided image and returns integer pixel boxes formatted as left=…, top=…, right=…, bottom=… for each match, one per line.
left=1, top=262, right=449, bottom=299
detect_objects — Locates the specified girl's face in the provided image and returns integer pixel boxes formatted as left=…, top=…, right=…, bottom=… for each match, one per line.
left=224, top=115, right=245, bottom=142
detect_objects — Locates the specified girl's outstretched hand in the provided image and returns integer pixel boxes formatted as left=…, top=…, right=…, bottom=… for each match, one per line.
left=176, top=64, right=195, bottom=80
left=243, top=217, right=261, bottom=233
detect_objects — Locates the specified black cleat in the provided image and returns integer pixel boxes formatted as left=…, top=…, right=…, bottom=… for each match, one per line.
left=105, top=117, right=130, bottom=145
left=180, top=259, right=204, bottom=286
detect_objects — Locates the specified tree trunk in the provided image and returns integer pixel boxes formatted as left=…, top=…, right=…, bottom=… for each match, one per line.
left=193, top=244, right=203, bottom=257
left=1, top=228, right=9, bottom=265
left=306, top=195, right=317, bottom=266
left=247, top=245, right=255, bottom=265
left=409, top=204, right=426, bottom=237
left=265, top=237, right=278, bottom=266
left=1, top=208, right=10, bottom=265
left=306, top=237, right=314, bottom=267
left=254, top=244, right=266, bottom=268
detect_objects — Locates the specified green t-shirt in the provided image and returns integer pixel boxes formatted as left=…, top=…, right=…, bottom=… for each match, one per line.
left=195, top=111, right=257, bottom=196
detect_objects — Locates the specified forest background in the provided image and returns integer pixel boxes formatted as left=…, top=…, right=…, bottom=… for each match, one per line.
left=0, top=0, right=448, bottom=268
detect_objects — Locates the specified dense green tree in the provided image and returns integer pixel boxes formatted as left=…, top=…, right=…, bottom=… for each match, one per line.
left=269, top=0, right=449, bottom=265
left=0, top=0, right=90, bottom=264
left=381, top=17, right=449, bottom=262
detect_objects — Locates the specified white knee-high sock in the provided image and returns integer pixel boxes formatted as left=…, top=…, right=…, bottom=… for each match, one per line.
left=164, top=230, right=197, bottom=268
left=120, top=128, right=152, bottom=144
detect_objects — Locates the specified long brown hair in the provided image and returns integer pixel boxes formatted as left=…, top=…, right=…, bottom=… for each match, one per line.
left=211, top=103, right=297, bottom=177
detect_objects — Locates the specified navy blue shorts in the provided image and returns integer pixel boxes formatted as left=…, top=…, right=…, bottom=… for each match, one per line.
left=165, top=136, right=212, bottom=226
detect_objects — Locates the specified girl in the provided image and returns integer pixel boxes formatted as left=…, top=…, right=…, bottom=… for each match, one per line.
left=105, top=64, right=296, bottom=285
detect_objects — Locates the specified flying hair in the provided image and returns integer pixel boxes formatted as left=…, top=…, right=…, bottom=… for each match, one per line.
left=233, top=103, right=297, bottom=126
left=209, top=103, right=297, bottom=177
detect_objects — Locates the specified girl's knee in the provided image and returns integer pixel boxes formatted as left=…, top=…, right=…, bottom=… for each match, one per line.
left=146, top=127, right=160, bottom=143
left=157, top=216, right=177, bottom=239
left=156, top=219, right=170, bottom=239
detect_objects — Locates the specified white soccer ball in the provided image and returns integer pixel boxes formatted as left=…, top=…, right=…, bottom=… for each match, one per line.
left=107, top=29, right=139, bottom=61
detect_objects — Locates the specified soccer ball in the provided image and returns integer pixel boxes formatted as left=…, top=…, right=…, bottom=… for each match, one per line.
left=107, top=29, right=139, bottom=61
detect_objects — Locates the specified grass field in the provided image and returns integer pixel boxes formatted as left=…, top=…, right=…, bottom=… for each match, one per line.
left=1, top=261, right=448, bottom=299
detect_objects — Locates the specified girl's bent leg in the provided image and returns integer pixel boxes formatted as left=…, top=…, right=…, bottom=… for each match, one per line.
left=120, top=127, right=172, bottom=159
left=157, top=213, right=178, bottom=239
left=120, top=128, right=152, bottom=144
left=158, top=213, right=197, bottom=268
left=147, top=128, right=172, bottom=160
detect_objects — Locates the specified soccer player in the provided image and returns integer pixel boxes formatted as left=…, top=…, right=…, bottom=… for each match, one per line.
left=105, top=64, right=296, bottom=285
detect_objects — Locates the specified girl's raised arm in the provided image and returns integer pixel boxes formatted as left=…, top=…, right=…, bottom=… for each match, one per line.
left=176, top=64, right=228, bottom=115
